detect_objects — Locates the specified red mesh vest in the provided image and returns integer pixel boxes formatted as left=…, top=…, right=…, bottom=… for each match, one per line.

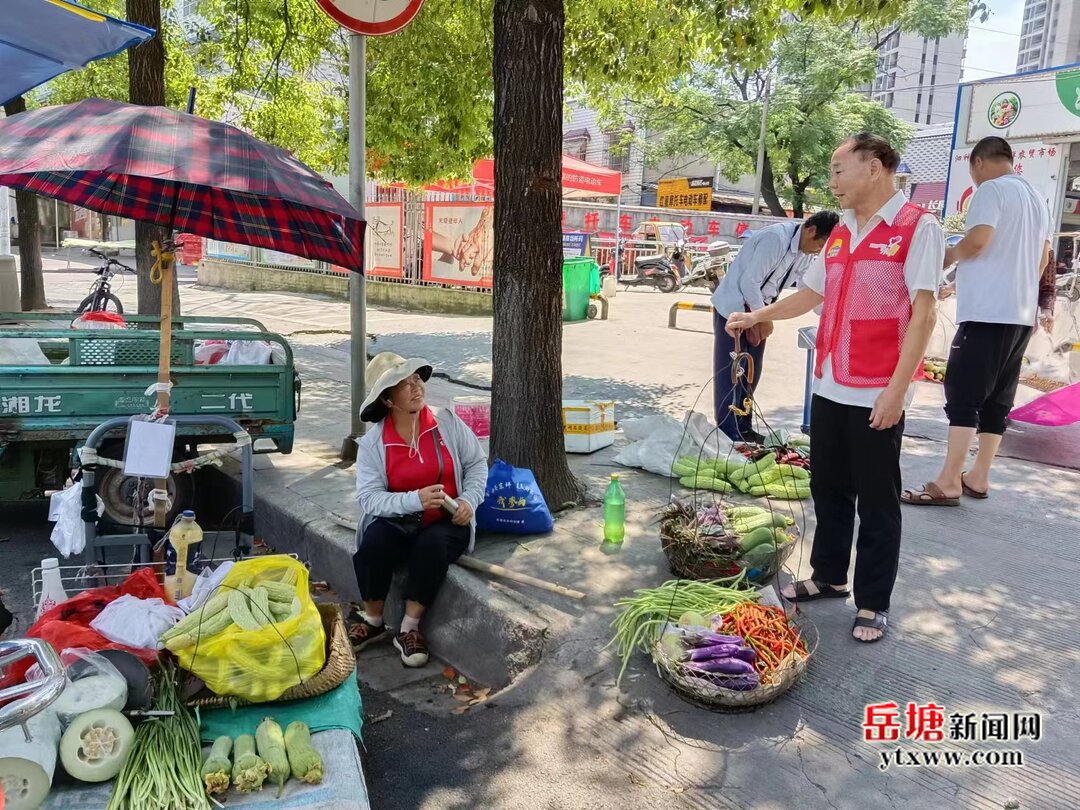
left=814, top=202, right=931, bottom=388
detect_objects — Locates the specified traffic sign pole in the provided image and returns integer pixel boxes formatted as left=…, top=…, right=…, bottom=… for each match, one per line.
left=342, top=32, right=367, bottom=460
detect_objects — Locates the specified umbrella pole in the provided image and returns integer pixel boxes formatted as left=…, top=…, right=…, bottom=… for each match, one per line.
left=151, top=240, right=175, bottom=536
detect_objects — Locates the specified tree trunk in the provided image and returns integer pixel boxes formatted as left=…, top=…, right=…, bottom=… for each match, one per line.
left=127, top=0, right=177, bottom=315
left=788, top=166, right=808, bottom=219
left=2, top=96, right=46, bottom=310
left=490, top=0, right=582, bottom=508
left=760, top=152, right=786, bottom=218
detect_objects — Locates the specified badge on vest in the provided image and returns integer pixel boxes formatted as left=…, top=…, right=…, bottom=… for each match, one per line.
left=826, top=238, right=843, bottom=258
left=869, top=235, right=903, bottom=257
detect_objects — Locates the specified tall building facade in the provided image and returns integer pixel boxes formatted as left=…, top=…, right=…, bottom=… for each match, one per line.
left=872, top=31, right=968, bottom=127
left=1016, top=0, right=1080, bottom=73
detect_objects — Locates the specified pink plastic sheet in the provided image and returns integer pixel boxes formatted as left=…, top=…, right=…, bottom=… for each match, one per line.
left=1009, top=382, right=1080, bottom=427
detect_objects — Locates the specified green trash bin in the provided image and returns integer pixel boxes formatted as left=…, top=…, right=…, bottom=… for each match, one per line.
left=563, top=257, right=597, bottom=322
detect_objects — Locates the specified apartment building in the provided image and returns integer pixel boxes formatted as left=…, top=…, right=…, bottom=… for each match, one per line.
left=1016, top=0, right=1080, bottom=73
left=872, top=31, right=968, bottom=126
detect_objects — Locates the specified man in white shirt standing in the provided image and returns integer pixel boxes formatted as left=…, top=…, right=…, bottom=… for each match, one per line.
left=903, top=136, right=1051, bottom=506
left=711, top=211, right=838, bottom=443
left=727, top=134, right=942, bottom=643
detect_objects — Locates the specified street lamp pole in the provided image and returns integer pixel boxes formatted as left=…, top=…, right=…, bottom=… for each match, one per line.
left=342, top=32, right=367, bottom=460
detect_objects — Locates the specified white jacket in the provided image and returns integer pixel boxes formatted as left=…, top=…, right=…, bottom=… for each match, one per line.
left=354, top=408, right=488, bottom=551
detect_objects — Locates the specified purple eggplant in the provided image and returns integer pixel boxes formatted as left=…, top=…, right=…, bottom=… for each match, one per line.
left=684, top=656, right=757, bottom=676
left=685, top=643, right=741, bottom=662
left=718, top=673, right=760, bottom=692
left=729, top=646, right=757, bottom=664
left=687, top=632, right=744, bottom=648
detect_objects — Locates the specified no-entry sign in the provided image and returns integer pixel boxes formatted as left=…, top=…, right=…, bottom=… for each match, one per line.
left=316, top=0, right=425, bottom=36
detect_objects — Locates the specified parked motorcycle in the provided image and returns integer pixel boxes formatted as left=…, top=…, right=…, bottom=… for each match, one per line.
left=619, top=249, right=682, bottom=294
left=677, top=240, right=731, bottom=292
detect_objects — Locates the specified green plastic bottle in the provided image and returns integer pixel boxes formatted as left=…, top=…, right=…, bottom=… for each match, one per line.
left=603, top=474, right=626, bottom=544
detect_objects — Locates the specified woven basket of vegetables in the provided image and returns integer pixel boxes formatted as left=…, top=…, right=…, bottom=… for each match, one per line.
left=659, top=500, right=799, bottom=584
left=651, top=604, right=816, bottom=711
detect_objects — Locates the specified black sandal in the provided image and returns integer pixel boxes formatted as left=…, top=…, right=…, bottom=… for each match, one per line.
left=787, top=579, right=850, bottom=602
left=852, top=612, right=888, bottom=643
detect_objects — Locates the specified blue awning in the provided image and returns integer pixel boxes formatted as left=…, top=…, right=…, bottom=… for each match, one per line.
left=1, top=0, right=154, bottom=107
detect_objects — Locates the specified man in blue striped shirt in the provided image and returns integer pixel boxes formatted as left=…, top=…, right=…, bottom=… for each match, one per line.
left=712, top=211, right=838, bottom=442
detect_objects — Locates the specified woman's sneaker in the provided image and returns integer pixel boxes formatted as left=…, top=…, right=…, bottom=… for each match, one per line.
left=348, top=611, right=389, bottom=653
left=394, top=629, right=429, bottom=668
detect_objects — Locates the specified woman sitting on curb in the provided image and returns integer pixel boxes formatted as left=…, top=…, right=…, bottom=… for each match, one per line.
left=350, top=352, right=488, bottom=667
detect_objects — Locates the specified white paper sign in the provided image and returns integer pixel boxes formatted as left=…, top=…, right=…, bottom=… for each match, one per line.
left=122, top=420, right=176, bottom=478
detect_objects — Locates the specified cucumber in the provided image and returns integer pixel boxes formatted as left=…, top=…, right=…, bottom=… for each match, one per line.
left=738, top=526, right=776, bottom=553
left=775, top=464, right=810, bottom=481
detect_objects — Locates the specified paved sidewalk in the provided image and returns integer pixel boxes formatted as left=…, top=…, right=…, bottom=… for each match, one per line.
left=27, top=270, right=1080, bottom=809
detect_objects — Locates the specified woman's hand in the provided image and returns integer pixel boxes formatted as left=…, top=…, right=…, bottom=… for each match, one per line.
left=451, top=500, right=474, bottom=526
left=419, top=485, right=446, bottom=510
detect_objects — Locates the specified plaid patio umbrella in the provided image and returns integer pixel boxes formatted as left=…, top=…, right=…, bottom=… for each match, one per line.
left=0, top=97, right=365, bottom=270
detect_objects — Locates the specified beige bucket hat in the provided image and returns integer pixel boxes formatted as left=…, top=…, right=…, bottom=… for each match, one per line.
left=359, top=352, right=433, bottom=423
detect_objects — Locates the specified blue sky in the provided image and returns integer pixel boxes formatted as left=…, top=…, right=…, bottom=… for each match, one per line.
left=963, top=0, right=1024, bottom=81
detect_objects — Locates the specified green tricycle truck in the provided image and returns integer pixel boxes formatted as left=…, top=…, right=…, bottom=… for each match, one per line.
left=0, top=311, right=299, bottom=526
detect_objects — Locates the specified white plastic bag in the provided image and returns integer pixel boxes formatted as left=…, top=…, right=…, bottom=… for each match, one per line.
left=0, top=337, right=50, bottom=365
left=90, top=595, right=186, bottom=650
left=1023, top=327, right=1069, bottom=384
left=615, top=412, right=733, bottom=478
left=222, top=339, right=272, bottom=365
left=27, top=648, right=128, bottom=728
left=177, top=560, right=235, bottom=614
left=193, top=339, right=229, bottom=365
left=49, top=484, right=103, bottom=558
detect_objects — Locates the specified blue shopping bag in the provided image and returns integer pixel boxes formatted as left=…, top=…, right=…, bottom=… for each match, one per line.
left=476, top=459, right=554, bottom=535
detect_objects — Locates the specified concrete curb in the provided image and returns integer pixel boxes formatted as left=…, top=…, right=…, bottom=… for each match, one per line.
left=209, top=461, right=551, bottom=688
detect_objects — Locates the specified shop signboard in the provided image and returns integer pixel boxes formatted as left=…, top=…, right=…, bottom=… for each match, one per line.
left=365, top=201, right=405, bottom=277
left=944, top=140, right=1064, bottom=219
left=423, top=201, right=493, bottom=288
left=656, top=177, right=713, bottom=211
left=967, top=67, right=1080, bottom=143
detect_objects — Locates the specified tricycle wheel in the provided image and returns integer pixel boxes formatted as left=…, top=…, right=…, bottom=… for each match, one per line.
left=96, top=464, right=193, bottom=527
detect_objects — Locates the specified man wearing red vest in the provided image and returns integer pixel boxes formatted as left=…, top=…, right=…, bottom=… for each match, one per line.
left=727, top=134, right=942, bottom=643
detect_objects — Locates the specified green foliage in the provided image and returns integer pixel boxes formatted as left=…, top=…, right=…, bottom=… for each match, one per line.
left=630, top=2, right=977, bottom=215
left=37, top=0, right=966, bottom=186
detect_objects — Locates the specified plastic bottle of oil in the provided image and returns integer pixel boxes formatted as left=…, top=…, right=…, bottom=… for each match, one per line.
left=165, top=511, right=204, bottom=601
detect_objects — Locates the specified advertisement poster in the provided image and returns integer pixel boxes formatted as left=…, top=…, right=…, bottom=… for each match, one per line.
left=261, top=248, right=316, bottom=267
left=967, top=68, right=1080, bottom=142
left=365, top=202, right=405, bottom=277
left=656, top=177, right=713, bottom=211
left=423, top=201, right=493, bottom=288
left=205, top=240, right=253, bottom=261
left=944, top=140, right=1064, bottom=218
left=562, top=232, right=591, bottom=257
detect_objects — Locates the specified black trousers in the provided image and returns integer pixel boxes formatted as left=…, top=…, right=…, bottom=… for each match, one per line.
left=944, top=321, right=1031, bottom=435
left=808, top=395, right=904, bottom=613
left=713, top=310, right=767, bottom=441
left=353, top=518, right=470, bottom=607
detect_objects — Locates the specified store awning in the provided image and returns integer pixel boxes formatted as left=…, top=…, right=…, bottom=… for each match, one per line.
left=910, top=181, right=946, bottom=210
left=1, top=0, right=153, bottom=106
left=472, top=154, right=622, bottom=199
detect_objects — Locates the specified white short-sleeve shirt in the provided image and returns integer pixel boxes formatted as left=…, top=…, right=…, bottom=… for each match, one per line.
left=955, top=174, right=1050, bottom=326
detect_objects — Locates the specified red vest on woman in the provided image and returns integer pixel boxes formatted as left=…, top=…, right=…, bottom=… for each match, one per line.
left=814, top=202, right=931, bottom=388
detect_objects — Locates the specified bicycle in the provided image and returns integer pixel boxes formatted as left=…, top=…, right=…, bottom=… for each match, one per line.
left=75, top=247, right=134, bottom=314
